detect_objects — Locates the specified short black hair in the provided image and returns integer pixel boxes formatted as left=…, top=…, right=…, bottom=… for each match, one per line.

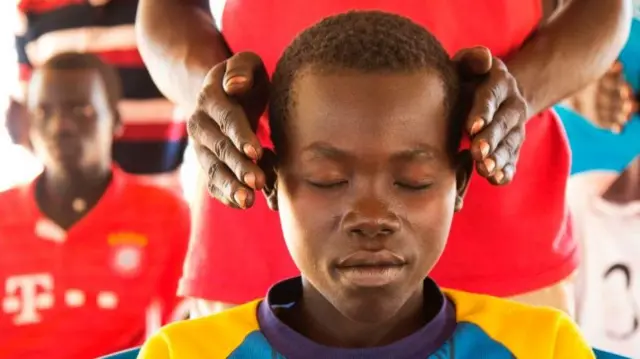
left=41, top=52, right=122, bottom=110
left=269, top=11, right=461, bottom=156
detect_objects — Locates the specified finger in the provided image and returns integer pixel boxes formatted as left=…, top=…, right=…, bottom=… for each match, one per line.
left=609, top=61, right=623, bottom=75
left=188, top=111, right=265, bottom=190
left=199, top=64, right=263, bottom=160
left=599, top=71, right=626, bottom=93
left=470, top=95, right=525, bottom=162
left=465, top=59, right=511, bottom=136
left=223, top=52, right=267, bottom=96
left=491, top=163, right=516, bottom=186
left=476, top=126, right=524, bottom=177
left=452, top=46, right=493, bottom=78
left=195, top=143, right=254, bottom=209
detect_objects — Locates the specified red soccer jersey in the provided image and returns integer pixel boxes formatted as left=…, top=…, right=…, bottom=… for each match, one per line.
left=180, top=0, right=575, bottom=302
left=0, top=167, right=190, bottom=359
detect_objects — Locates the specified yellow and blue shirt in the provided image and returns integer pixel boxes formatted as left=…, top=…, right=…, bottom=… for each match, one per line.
left=139, top=277, right=595, bottom=359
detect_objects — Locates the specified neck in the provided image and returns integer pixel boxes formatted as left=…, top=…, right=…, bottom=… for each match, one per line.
left=36, top=164, right=113, bottom=223
left=286, top=280, right=427, bottom=348
left=42, top=165, right=111, bottom=200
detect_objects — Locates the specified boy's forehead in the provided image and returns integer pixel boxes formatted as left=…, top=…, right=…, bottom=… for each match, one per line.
left=288, top=71, right=449, bottom=154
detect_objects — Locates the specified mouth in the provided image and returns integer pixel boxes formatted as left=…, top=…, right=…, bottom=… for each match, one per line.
left=335, top=250, right=407, bottom=287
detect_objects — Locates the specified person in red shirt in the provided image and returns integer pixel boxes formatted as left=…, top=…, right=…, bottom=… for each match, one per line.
left=0, top=52, right=190, bottom=359
left=137, top=0, right=631, bottom=315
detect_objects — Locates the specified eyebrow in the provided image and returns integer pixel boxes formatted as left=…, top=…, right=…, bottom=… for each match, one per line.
left=301, top=142, right=439, bottom=161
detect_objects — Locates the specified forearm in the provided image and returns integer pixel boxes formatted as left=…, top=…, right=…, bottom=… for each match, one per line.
left=136, top=0, right=231, bottom=111
left=507, top=0, right=632, bottom=117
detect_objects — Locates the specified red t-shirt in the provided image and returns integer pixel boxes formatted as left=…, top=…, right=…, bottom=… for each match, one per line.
left=0, top=167, right=191, bottom=359
left=180, top=0, right=575, bottom=302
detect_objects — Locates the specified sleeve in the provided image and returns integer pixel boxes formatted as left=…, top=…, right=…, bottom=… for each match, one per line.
left=137, top=332, right=171, bottom=359
left=553, top=314, right=597, bottom=358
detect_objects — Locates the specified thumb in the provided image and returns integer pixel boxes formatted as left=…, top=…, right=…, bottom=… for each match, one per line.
left=453, top=46, right=493, bottom=78
left=223, top=52, right=267, bottom=96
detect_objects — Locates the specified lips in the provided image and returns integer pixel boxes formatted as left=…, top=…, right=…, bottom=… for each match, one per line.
left=336, top=250, right=407, bottom=287
left=337, top=250, right=406, bottom=268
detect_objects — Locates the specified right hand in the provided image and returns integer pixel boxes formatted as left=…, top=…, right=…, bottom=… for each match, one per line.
left=593, top=61, right=637, bottom=133
left=187, top=52, right=270, bottom=209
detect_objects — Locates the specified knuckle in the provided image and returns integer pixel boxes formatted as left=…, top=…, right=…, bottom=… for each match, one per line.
left=488, top=84, right=502, bottom=103
left=212, top=138, right=233, bottom=159
left=197, top=84, right=217, bottom=109
left=207, top=161, right=224, bottom=180
left=207, top=181, right=221, bottom=198
left=186, top=114, right=201, bottom=137
left=209, top=103, right=236, bottom=133
left=506, top=76, right=519, bottom=91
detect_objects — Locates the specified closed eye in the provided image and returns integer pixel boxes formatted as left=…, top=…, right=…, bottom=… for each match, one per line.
left=307, top=180, right=348, bottom=189
left=395, top=182, right=433, bottom=191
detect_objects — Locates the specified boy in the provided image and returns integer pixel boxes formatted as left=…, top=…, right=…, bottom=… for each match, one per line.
left=0, top=53, right=190, bottom=359
left=139, top=12, right=592, bottom=358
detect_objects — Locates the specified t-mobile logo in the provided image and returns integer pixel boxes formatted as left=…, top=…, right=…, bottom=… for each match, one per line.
left=2, top=273, right=54, bottom=325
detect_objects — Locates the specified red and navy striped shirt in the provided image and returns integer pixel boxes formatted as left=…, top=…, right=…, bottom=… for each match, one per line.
left=13, top=0, right=206, bottom=175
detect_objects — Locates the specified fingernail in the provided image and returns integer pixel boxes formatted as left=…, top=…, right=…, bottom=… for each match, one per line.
left=244, top=144, right=259, bottom=160
left=611, top=124, right=622, bottom=134
left=244, top=173, right=257, bottom=189
left=478, top=140, right=490, bottom=158
left=483, top=158, right=495, bottom=174
left=225, top=76, right=247, bottom=90
left=234, top=189, right=248, bottom=208
left=621, top=86, right=631, bottom=99
left=494, top=170, right=504, bottom=183
left=470, top=118, right=484, bottom=135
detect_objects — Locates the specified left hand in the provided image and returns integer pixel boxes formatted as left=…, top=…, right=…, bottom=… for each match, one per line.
left=453, top=47, right=529, bottom=185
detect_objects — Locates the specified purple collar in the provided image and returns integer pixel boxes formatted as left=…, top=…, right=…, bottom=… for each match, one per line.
left=257, top=277, right=456, bottom=359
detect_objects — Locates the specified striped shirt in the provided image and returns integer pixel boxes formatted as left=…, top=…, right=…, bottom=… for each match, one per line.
left=14, top=0, right=199, bottom=175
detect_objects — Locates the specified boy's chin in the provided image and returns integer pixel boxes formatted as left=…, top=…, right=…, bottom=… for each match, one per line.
left=329, top=287, right=419, bottom=324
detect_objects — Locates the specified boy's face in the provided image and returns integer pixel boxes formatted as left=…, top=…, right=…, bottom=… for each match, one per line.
left=27, top=68, right=115, bottom=173
left=276, top=69, right=469, bottom=322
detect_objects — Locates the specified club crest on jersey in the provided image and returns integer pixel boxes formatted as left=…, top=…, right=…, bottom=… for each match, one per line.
left=108, top=232, right=147, bottom=277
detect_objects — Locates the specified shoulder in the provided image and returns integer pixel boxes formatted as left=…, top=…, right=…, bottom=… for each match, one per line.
left=445, top=289, right=594, bottom=358
left=118, top=174, right=190, bottom=219
left=141, top=300, right=262, bottom=358
left=0, top=182, right=33, bottom=222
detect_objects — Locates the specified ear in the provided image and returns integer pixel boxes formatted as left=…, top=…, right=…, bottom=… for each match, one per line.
left=111, top=110, right=123, bottom=138
left=259, top=148, right=279, bottom=211
left=454, top=150, right=473, bottom=212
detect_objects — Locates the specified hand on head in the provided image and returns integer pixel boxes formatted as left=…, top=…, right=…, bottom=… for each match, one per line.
left=453, top=46, right=528, bottom=186
left=190, top=46, right=528, bottom=211
left=187, top=52, right=271, bottom=209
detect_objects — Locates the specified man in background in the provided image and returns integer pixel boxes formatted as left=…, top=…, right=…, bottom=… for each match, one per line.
left=4, top=0, right=206, bottom=192
left=0, top=52, right=190, bottom=359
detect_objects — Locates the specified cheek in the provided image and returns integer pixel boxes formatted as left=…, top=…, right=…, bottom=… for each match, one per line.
left=277, top=176, right=339, bottom=271
left=404, top=181, right=457, bottom=254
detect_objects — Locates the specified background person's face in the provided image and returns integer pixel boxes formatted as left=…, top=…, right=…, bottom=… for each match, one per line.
left=27, top=69, right=114, bottom=173
left=277, top=70, right=461, bottom=323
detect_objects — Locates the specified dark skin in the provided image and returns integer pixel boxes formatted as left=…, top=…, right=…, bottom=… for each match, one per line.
left=27, top=69, right=119, bottom=229
left=270, top=69, right=472, bottom=347
left=137, top=0, right=630, bottom=209
left=602, top=157, right=640, bottom=204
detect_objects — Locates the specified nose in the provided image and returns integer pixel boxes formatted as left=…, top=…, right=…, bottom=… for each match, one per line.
left=342, top=196, right=401, bottom=238
left=48, top=111, right=77, bottom=135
